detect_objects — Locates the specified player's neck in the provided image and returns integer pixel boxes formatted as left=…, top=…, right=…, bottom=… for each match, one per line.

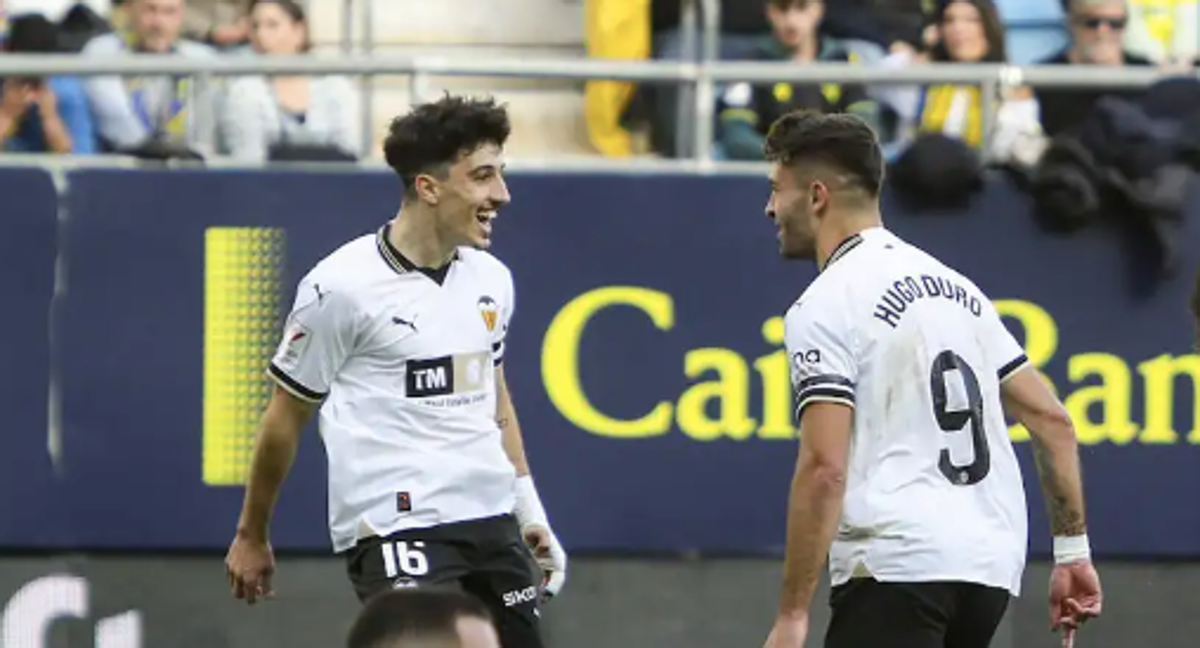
left=816, top=211, right=882, bottom=270
left=389, top=207, right=458, bottom=269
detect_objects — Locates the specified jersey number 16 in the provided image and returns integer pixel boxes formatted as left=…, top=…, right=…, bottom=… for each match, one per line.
left=929, top=350, right=990, bottom=486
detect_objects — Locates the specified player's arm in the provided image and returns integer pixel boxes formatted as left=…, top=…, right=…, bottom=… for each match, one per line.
left=776, top=302, right=858, bottom=621
left=779, top=401, right=852, bottom=619
left=235, top=279, right=355, bottom=543
left=1001, top=368, right=1088, bottom=542
left=495, top=365, right=531, bottom=476
left=983, top=299, right=1089, bottom=552
left=492, top=278, right=568, bottom=596
left=236, top=387, right=315, bottom=542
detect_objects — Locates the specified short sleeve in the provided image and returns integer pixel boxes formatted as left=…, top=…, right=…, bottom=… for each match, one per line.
left=983, top=301, right=1029, bottom=383
left=785, top=300, right=859, bottom=421
left=491, top=270, right=515, bottom=367
left=267, top=276, right=357, bottom=402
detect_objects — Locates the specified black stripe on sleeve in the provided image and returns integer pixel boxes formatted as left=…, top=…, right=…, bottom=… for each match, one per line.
left=268, top=363, right=326, bottom=403
left=797, top=374, right=854, bottom=392
left=492, top=341, right=503, bottom=353
left=795, top=390, right=856, bottom=421
left=998, top=354, right=1030, bottom=383
left=794, top=374, right=856, bottom=420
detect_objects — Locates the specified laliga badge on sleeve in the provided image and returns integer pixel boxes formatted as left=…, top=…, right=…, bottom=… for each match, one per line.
left=790, top=349, right=822, bottom=383
left=276, top=320, right=313, bottom=369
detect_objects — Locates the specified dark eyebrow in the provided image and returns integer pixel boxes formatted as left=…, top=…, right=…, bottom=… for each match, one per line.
left=471, top=163, right=505, bottom=174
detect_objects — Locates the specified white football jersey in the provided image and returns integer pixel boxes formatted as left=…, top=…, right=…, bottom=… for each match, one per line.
left=785, top=227, right=1029, bottom=596
left=268, top=224, right=517, bottom=553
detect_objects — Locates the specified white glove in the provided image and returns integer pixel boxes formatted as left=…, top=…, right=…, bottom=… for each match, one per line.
left=514, top=475, right=568, bottom=599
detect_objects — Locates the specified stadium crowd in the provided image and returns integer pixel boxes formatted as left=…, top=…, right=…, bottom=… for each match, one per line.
left=1, top=0, right=1198, bottom=181
left=0, top=0, right=361, bottom=161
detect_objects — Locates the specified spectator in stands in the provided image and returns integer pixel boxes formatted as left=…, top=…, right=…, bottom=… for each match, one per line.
left=0, top=14, right=95, bottom=154
left=1033, top=0, right=1154, bottom=137
left=868, top=0, right=1032, bottom=152
left=1124, top=0, right=1198, bottom=65
left=219, top=0, right=359, bottom=162
left=717, top=0, right=880, bottom=161
left=82, top=0, right=219, bottom=159
left=863, top=0, right=937, bottom=55
left=185, top=0, right=251, bottom=50
left=642, top=0, right=887, bottom=158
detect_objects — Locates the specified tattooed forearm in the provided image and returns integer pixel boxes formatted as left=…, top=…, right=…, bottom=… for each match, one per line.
left=1031, top=436, right=1087, bottom=536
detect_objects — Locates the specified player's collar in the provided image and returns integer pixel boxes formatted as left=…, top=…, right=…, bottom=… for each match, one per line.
left=375, top=223, right=461, bottom=277
left=820, top=233, right=865, bottom=272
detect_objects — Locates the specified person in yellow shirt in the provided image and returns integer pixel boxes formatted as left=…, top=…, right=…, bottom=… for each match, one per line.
left=1122, top=0, right=1199, bottom=64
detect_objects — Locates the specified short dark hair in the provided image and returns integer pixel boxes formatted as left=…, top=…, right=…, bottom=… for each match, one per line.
left=346, top=587, right=493, bottom=648
left=763, top=111, right=885, bottom=197
left=383, top=94, right=512, bottom=193
left=6, top=14, right=61, bottom=53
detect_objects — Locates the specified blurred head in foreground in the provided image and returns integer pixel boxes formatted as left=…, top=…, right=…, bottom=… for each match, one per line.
left=346, top=587, right=500, bottom=648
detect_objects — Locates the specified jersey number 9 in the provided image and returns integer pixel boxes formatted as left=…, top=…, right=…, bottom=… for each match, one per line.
left=929, top=350, right=990, bottom=486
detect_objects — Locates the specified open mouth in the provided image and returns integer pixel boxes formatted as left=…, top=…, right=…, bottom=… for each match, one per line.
left=477, top=210, right=496, bottom=224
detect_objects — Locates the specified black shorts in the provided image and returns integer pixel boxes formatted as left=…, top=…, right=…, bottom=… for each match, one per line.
left=825, top=578, right=1010, bottom=648
left=344, top=514, right=543, bottom=648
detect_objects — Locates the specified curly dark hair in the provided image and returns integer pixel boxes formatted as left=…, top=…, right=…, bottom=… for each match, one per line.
left=383, top=94, right=512, bottom=193
left=764, top=111, right=885, bottom=197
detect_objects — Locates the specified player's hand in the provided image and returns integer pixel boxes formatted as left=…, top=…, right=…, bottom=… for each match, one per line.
left=225, top=533, right=276, bottom=605
left=763, top=613, right=809, bottom=648
left=522, top=524, right=568, bottom=600
left=1049, top=560, right=1102, bottom=646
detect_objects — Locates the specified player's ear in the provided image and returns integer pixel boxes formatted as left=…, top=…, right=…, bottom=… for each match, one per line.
left=810, top=179, right=829, bottom=216
left=413, top=173, right=442, bottom=206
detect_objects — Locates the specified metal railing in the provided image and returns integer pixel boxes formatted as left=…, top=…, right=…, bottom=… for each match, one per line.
left=0, top=53, right=1184, bottom=164
left=330, top=0, right=723, bottom=158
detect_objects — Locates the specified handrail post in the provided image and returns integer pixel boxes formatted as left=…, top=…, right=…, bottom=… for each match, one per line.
left=359, top=0, right=376, bottom=159
left=341, top=0, right=354, bottom=54
left=692, top=0, right=720, bottom=163
left=675, top=0, right=699, bottom=158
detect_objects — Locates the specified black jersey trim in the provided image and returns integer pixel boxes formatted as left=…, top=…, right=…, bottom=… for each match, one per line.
left=998, top=354, right=1030, bottom=383
left=268, top=363, right=326, bottom=403
left=375, top=223, right=458, bottom=285
left=821, top=234, right=864, bottom=272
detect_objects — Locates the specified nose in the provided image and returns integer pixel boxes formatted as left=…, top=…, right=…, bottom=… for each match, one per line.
left=493, top=177, right=511, bottom=206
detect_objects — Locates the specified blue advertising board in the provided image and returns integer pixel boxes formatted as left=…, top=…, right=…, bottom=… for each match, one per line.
left=0, top=168, right=59, bottom=547
left=7, top=166, right=1200, bottom=558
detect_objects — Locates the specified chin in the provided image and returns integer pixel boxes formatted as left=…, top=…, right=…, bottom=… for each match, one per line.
left=780, top=241, right=815, bottom=260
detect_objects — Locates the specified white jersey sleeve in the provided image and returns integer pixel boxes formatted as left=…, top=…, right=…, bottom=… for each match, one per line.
left=492, top=269, right=515, bottom=367
left=785, top=296, right=859, bottom=420
left=267, top=276, right=358, bottom=402
left=981, top=301, right=1029, bottom=383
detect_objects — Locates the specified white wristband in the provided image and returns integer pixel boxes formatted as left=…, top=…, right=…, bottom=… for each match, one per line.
left=513, top=475, right=550, bottom=530
left=1053, top=534, right=1091, bottom=565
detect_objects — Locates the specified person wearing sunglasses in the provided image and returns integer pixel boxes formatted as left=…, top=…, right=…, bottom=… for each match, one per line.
left=1033, top=0, right=1154, bottom=138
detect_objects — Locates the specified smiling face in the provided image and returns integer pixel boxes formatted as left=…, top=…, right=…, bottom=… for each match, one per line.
left=766, top=161, right=825, bottom=260
left=417, top=142, right=511, bottom=250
